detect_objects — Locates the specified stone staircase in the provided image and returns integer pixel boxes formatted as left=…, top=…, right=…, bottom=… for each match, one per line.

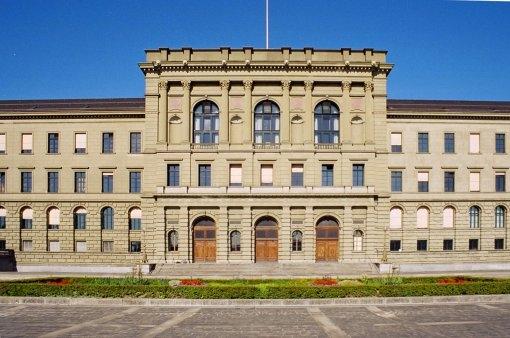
left=151, top=262, right=378, bottom=279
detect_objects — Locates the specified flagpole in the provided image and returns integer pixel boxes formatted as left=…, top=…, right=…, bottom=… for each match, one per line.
left=265, top=0, right=269, bottom=49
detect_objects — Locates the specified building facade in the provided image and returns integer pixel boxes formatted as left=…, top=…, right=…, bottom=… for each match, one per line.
left=0, top=47, right=508, bottom=270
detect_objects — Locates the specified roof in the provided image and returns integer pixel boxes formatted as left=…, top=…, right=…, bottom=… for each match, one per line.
left=387, top=99, right=510, bottom=113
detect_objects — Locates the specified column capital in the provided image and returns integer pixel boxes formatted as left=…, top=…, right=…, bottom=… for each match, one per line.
left=364, top=81, right=374, bottom=93
left=158, top=81, right=169, bottom=90
left=281, top=80, right=291, bottom=90
left=304, top=80, right=314, bottom=90
left=342, top=81, right=351, bottom=92
left=243, top=79, right=253, bottom=90
left=219, top=80, right=230, bottom=90
left=181, top=80, right=191, bottom=91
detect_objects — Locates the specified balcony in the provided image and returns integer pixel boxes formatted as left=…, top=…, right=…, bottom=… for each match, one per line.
left=191, top=143, right=218, bottom=151
left=253, top=143, right=280, bottom=150
left=156, top=186, right=376, bottom=195
left=314, top=143, right=341, bottom=150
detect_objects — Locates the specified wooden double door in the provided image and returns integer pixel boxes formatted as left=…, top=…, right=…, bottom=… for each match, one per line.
left=193, top=219, right=216, bottom=263
left=255, top=217, right=278, bottom=262
left=316, top=221, right=339, bottom=262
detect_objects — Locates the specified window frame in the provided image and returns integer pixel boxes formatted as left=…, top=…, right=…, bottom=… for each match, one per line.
left=129, top=171, right=142, bottom=193
left=496, top=173, right=506, bottom=192
left=444, top=132, right=455, bottom=153
left=291, top=230, right=303, bottom=252
left=444, top=171, right=456, bottom=193
left=469, top=206, right=481, bottom=229
left=102, top=132, right=114, bottom=154
left=230, top=230, right=241, bottom=252
left=198, top=164, right=212, bottom=187
left=321, top=164, right=334, bottom=187
left=391, top=170, right=402, bottom=192
left=129, top=131, right=142, bottom=154
left=101, top=172, right=114, bottom=193
left=74, top=171, right=86, bottom=193
left=352, top=164, right=364, bottom=187
left=167, top=164, right=180, bottom=187
left=47, top=171, right=59, bottom=193
left=193, top=100, right=220, bottom=144
left=314, top=100, right=340, bottom=144
left=47, top=132, right=59, bottom=154
left=417, top=132, right=429, bottom=153
left=254, top=100, right=280, bottom=144
left=101, top=207, right=114, bottom=230
left=495, top=133, right=506, bottom=154
left=21, top=171, right=32, bottom=193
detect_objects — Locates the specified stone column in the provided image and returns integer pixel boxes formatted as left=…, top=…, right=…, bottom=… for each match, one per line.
left=242, top=207, right=252, bottom=262
left=217, top=206, right=228, bottom=263
left=281, top=80, right=291, bottom=144
left=280, top=206, right=291, bottom=262
left=219, top=80, right=230, bottom=144
left=157, top=81, right=168, bottom=143
left=181, top=80, right=191, bottom=144
left=364, top=81, right=374, bottom=144
left=304, top=206, right=315, bottom=261
left=304, top=80, right=314, bottom=144
left=243, top=80, right=253, bottom=144
left=340, top=81, right=351, bottom=144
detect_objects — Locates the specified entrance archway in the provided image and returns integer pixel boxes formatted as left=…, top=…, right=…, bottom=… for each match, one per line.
left=255, top=216, right=278, bottom=262
left=193, top=216, right=216, bottom=262
left=315, top=216, right=339, bottom=262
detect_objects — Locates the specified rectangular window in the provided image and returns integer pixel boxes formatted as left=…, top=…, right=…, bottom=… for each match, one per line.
left=102, top=241, right=114, bottom=253
left=0, top=133, right=5, bottom=154
left=167, top=164, right=180, bottom=187
left=322, top=164, right=334, bottom=187
left=130, top=132, right=142, bottom=153
left=291, top=164, right=304, bottom=187
left=495, top=238, right=505, bottom=250
left=443, top=239, right=454, bottom=251
left=0, top=209, right=5, bottom=229
left=0, top=240, right=6, bottom=250
left=417, top=240, right=428, bottom=251
left=21, top=133, right=33, bottom=154
left=74, top=172, right=86, bottom=193
left=469, top=172, right=480, bottom=192
left=75, top=133, right=87, bottom=153
left=260, top=164, right=273, bottom=186
left=469, top=239, right=479, bottom=251
left=129, top=171, right=141, bottom=193
left=102, top=172, right=113, bottom=193
left=391, top=171, right=402, bottom=192
left=22, top=240, right=32, bottom=252
left=444, top=171, right=455, bottom=192
left=352, top=164, right=364, bottom=187
left=130, top=241, right=142, bottom=252
left=47, top=172, right=59, bottom=193
left=199, top=164, right=212, bottom=187
left=469, top=133, right=480, bottom=153
left=229, top=164, right=242, bottom=187
left=496, top=133, right=505, bottom=154
left=496, top=173, right=506, bottom=192
left=390, top=132, right=402, bottom=153
left=49, top=240, right=60, bottom=252
left=102, top=132, right=114, bottom=153
left=76, top=241, right=87, bottom=252
left=389, top=240, right=401, bottom=252
left=0, top=172, right=5, bottom=193
left=418, top=132, right=429, bottom=153
left=21, top=172, right=32, bottom=193
left=417, top=172, right=429, bottom=192
left=47, top=133, right=59, bottom=154
left=444, top=133, right=455, bottom=153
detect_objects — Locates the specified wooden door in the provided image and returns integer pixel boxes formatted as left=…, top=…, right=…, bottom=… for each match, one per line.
left=193, top=224, right=216, bottom=263
left=316, top=221, right=339, bottom=262
left=255, top=222, right=278, bottom=262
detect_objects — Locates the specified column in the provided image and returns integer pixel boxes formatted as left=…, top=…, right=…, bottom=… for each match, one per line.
left=364, top=81, right=374, bottom=144
left=281, top=80, right=291, bottom=144
left=243, top=80, right=253, bottom=144
left=217, top=207, right=229, bottom=263
left=340, top=81, right=351, bottom=144
left=157, top=81, right=168, bottom=143
left=304, top=80, right=314, bottom=144
left=181, top=80, right=191, bottom=144
left=280, top=206, right=291, bottom=262
left=304, top=206, right=314, bottom=261
left=242, top=207, right=252, bottom=262
left=219, top=80, right=230, bottom=144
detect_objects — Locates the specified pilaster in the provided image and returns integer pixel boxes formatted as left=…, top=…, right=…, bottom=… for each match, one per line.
left=341, top=81, right=351, bottom=144
left=157, top=81, right=169, bottom=143
left=304, top=80, right=314, bottom=145
left=364, top=81, right=374, bottom=144
left=281, top=80, right=291, bottom=145
left=304, top=206, right=315, bottom=261
left=181, top=80, right=191, bottom=144
left=279, top=206, right=291, bottom=261
left=217, top=206, right=228, bottom=263
left=243, top=80, right=253, bottom=144
left=219, top=80, right=230, bottom=145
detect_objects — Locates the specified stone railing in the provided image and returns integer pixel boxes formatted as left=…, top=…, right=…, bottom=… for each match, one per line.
left=156, top=186, right=376, bottom=195
left=252, top=143, right=280, bottom=150
left=191, top=143, right=219, bottom=150
left=314, top=143, right=341, bottom=150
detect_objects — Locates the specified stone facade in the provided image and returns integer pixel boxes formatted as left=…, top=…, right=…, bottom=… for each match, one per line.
left=0, top=47, right=508, bottom=269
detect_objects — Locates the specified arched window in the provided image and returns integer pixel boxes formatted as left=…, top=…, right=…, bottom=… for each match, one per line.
left=101, top=207, right=114, bottom=230
left=292, top=230, right=303, bottom=251
left=495, top=206, right=506, bottom=228
left=469, top=206, right=481, bottom=228
left=353, top=230, right=364, bottom=252
left=47, top=207, right=60, bottom=230
left=20, top=207, right=33, bottom=229
left=443, top=206, right=455, bottom=228
left=193, top=100, right=219, bottom=144
left=416, top=207, right=429, bottom=228
left=0, top=207, right=6, bottom=229
left=389, top=207, right=402, bottom=229
left=314, top=100, right=340, bottom=144
left=74, top=207, right=87, bottom=230
left=129, top=207, right=142, bottom=230
left=230, top=230, right=241, bottom=252
left=168, top=230, right=178, bottom=252
left=254, top=100, right=280, bottom=144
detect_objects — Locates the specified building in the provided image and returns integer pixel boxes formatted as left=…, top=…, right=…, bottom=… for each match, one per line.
left=0, top=47, right=509, bottom=272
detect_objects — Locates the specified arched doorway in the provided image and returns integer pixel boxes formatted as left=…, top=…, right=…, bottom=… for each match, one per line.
left=316, top=216, right=339, bottom=262
left=255, top=216, right=278, bottom=262
left=193, top=217, right=216, bottom=262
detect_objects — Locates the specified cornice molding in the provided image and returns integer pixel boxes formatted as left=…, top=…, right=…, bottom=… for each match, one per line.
left=387, top=114, right=510, bottom=120
left=0, top=113, right=145, bottom=120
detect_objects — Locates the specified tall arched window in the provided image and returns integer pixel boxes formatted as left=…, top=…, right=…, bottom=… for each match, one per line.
left=101, top=207, right=114, bottom=230
left=193, top=100, right=219, bottom=144
left=254, top=100, right=280, bottom=144
left=314, top=100, right=340, bottom=144
left=443, top=206, right=455, bottom=228
left=495, top=206, right=506, bottom=228
left=47, top=207, right=60, bottom=230
left=0, top=207, right=6, bottom=229
left=168, top=230, right=178, bottom=252
left=230, top=230, right=241, bottom=252
left=389, top=207, right=403, bottom=229
left=416, top=207, right=429, bottom=228
left=353, top=230, right=364, bottom=252
left=292, top=230, right=303, bottom=251
left=469, top=206, right=481, bottom=228
left=73, top=207, right=87, bottom=230
left=129, top=207, right=142, bottom=230
left=20, top=207, right=33, bottom=229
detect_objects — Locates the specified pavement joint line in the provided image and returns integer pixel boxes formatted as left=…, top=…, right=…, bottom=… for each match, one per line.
left=307, top=307, right=349, bottom=338
left=39, top=307, right=139, bottom=338
left=416, top=321, right=484, bottom=326
left=141, top=307, right=200, bottom=338
left=365, top=305, right=396, bottom=318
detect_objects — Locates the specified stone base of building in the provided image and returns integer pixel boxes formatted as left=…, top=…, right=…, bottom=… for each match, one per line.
left=17, top=264, right=151, bottom=275
left=398, top=262, right=510, bottom=273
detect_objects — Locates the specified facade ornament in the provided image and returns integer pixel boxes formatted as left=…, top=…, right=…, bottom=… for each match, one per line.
left=342, top=81, right=351, bottom=92
left=304, top=80, right=314, bottom=90
left=158, top=81, right=169, bottom=90
left=364, top=81, right=374, bottom=92
left=219, top=80, right=230, bottom=90
left=243, top=79, right=253, bottom=90
left=181, top=80, right=191, bottom=91
left=281, top=80, right=291, bottom=90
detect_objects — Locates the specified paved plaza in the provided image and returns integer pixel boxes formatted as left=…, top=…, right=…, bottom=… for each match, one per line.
left=0, top=300, right=509, bottom=337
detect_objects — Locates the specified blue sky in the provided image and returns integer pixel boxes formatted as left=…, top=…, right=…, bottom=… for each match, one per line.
left=0, top=0, right=509, bottom=101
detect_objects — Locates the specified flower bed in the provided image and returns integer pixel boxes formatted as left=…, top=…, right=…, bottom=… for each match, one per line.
left=312, top=278, right=337, bottom=286
left=180, top=279, right=204, bottom=286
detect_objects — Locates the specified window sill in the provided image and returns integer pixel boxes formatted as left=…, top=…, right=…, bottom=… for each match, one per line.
left=494, top=153, right=507, bottom=155
left=101, top=152, right=116, bottom=155
left=46, top=153, right=61, bottom=155
left=442, top=152, right=456, bottom=155
left=416, top=152, right=430, bottom=155
left=468, top=153, right=481, bottom=155
left=19, top=153, right=33, bottom=155
left=74, top=152, right=88, bottom=155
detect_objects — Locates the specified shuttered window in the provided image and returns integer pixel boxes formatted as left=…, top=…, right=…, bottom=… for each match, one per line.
left=417, top=172, right=429, bottom=192
left=390, top=132, right=402, bottom=152
left=291, top=164, right=304, bottom=187
left=389, top=207, right=402, bottom=229
left=261, top=164, right=273, bottom=186
left=469, top=172, right=480, bottom=192
left=0, top=134, right=6, bottom=154
left=469, top=133, right=480, bottom=153
left=129, top=208, right=142, bottom=230
left=48, top=208, right=60, bottom=229
left=416, top=207, right=429, bottom=228
left=75, top=133, right=87, bottom=153
left=21, top=134, right=32, bottom=154
left=443, top=207, right=455, bottom=228
left=229, top=164, right=242, bottom=186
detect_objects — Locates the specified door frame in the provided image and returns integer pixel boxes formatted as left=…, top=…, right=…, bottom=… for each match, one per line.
left=254, top=216, right=279, bottom=263
left=315, top=216, right=340, bottom=262
left=192, top=216, right=216, bottom=263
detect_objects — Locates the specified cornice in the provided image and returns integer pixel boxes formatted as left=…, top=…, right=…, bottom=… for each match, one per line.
left=0, top=113, right=145, bottom=120
left=387, top=113, right=510, bottom=121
